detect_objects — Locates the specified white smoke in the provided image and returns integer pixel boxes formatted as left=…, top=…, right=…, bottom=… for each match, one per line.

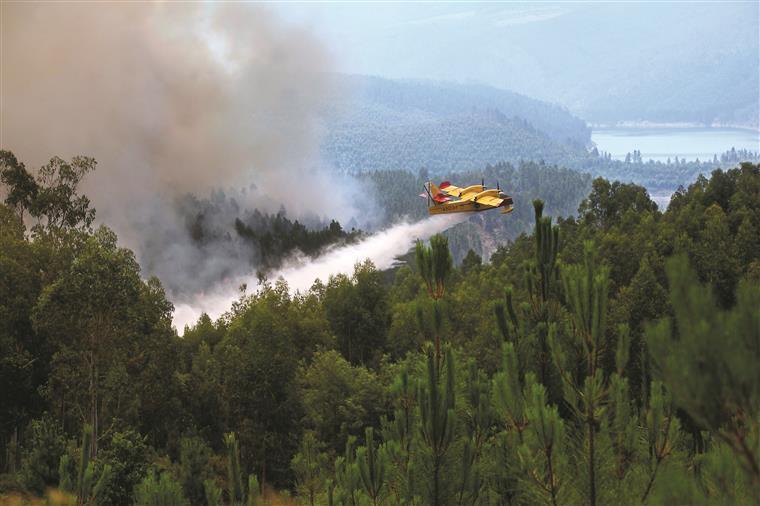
left=173, top=214, right=468, bottom=331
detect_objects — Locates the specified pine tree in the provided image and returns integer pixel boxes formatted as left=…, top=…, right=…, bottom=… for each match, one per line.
left=640, top=381, right=679, bottom=502
left=493, top=286, right=519, bottom=344
left=381, top=371, right=416, bottom=504
left=493, top=286, right=533, bottom=394
left=417, top=348, right=456, bottom=506
left=493, top=338, right=568, bottom=505
left=416, top=234, right=453, bottom=367
left=415, top=235, right=453, bottom=301
left=455, top=362, right=490, bottom=504
left=620, top=254, right=668, bottom=405
left=523, top=200, right=562, bottom=395
left=357, top=427, right=387, bottom=505
left=646, top=255, right=760, bottom=485
left=607, top=325, right=639, bottom=483
left=221, top=433, right=263, bottom=506
left=333, top=436, right=361, bottom=506
left=335, top=436, right=361, bottom=506
left=520, top=378, right=566, bottom=506
left=552, top=242, right=611, bottom=506
left=292, top=432, right=328, bottom=506
left=133, top=471, right=189, bottom=506
left=247, top=475, right=260, bottom=506
left=493, top=343, right=528, bottom=441
left=526, top=200, right=560, bottom=313
left=59, top=425, right=111, bottom=506
left=179, top=436, right=211, bottom=506
left=224, top=433, right=244, bottom=505
left=203, top=480, right=223, bottom=506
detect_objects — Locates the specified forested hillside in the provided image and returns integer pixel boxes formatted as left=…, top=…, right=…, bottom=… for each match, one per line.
left=361, top=152, right=760, bottom=263
left=2, top=148, right=758, bottom=504
left=321, top=76, right=591, bottom=172
left=579, top=147, right=760, bottom=197
left=319, top=76, right=757, bottom=204
left=362, top=161, right=591, bottom=263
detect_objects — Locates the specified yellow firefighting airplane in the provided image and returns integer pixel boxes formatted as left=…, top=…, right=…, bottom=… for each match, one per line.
left=420, top=180, right=514, bottom=215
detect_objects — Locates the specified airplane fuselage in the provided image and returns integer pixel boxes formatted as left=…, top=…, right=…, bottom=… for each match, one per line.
left=428, top=198, right=513, bottom=215
left=424, top=181, right=514, bottom=215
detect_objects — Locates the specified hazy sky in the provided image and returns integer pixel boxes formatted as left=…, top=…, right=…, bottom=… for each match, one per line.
left=269, top=1, right=759, bottom=120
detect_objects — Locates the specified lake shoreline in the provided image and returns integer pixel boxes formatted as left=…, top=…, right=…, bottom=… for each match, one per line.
left=588, top=121, right=759, bottom=133
left=590, top=126, right=760, bottom=163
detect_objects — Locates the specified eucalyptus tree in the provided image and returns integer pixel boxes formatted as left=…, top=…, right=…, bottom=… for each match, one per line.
left=33, top=227, right=142, bottom=456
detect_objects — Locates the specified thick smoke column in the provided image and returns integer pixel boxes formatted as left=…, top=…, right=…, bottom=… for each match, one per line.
left=173, top=214, right=468, bottom=331
left=2, top=3, right=360, bottom=296
left=2, top=2, right=339, bottom=201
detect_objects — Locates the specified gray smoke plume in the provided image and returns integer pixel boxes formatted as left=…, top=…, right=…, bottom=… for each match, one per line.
left=173, top=214, right=468, bottom=331
left=2, top=2, right=364, bottom=301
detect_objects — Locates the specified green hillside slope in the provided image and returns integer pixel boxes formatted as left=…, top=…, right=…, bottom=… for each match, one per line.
left=322, top=76, right=591, bottom=172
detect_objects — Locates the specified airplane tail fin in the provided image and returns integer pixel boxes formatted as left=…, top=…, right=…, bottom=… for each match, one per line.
left=428, top=182, right=448, bottom=204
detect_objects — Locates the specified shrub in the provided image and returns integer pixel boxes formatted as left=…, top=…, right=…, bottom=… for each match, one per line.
left=179, top=436, right=211, bottom=506
left=134, top=470, right=189, bottom=506
left=19, top=416, right=66, bottom=494
left=96, top=428, right=149, bottom=506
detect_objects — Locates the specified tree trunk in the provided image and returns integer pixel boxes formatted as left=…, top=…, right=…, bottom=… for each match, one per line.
left=88, top=351, right=98, bottom=457
left=433, top=457, right=440, bottom=506
left=94, top=361, right=99, bottom=457
left=262, top=453, right=267, bottom=489
left=546, top=445, right=558, bottom=506
left=435, top=334, right=441, bottom=373
left=588, top=417, right=596, bottom=506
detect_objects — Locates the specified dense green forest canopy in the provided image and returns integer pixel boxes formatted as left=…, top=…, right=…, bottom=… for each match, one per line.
left=1, top=151, right=758, bottom=504
left=580, top=147, right=760, bottom=195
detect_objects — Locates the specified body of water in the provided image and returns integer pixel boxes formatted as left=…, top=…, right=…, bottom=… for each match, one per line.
left=591, top=127, right=760, bottom=162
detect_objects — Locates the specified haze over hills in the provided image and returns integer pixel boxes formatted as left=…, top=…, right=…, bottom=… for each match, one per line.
left=277, top=2, right=759, bottom=128
left=321, top=75, right=591, bottom=172
left=317, top=75, right=756, bottom=200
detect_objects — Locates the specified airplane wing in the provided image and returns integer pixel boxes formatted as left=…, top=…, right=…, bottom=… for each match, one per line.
left=438, top=181, right=464, bottom=196
left=480, top=195, right=515, bottom=214
left=439, top=182, right=483, bottom=199
left=475, top=195, right=505, bottom=208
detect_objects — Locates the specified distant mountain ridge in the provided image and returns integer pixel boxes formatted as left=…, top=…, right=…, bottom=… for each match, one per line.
left=321, top=75, right=591, bottom=173
left=335, top=76, right=591, bottom=144
left=294, top=3, right=758, bottom=129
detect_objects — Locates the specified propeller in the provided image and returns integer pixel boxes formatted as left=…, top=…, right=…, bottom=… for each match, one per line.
left=422, top=183, right=433, bottom=205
